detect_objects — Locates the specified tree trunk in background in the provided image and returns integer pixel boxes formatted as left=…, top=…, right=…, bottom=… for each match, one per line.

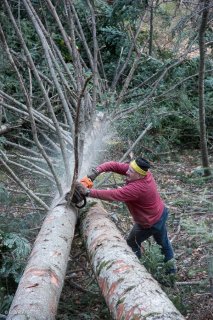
left=198, top=0, right=211, bottom=177
left=148, top=1, right=154, bottom=56
left=7, top=203, right=77, bottom=320
left=82, top=202, right=185, bottom=320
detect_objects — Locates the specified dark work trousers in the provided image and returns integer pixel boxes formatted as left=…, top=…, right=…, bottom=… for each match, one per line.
left=126, top=207, right=174, bottom=262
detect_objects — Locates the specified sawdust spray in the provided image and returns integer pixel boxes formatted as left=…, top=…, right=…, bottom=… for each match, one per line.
left=52, top=112, right=114, bottom=206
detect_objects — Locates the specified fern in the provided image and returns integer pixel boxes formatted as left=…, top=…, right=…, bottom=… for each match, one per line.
left=0, top=288, right=13, bottom=314
left=3, top=233, right=31, bottom=258
left=100, top=26, right=126, bottom=45
left=0, top=231, right=31, bottom=283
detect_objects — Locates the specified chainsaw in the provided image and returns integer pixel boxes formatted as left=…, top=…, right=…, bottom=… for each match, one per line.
left=67, top=176, right=94, bottom=209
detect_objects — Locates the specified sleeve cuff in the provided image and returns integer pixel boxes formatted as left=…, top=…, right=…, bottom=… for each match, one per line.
left=86, top=189, right=91, bottom=196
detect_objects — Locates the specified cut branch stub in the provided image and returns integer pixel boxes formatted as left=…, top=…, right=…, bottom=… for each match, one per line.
left=7, top=203, right=77, bottom=320
left=82, top=203, right=185, bottom=320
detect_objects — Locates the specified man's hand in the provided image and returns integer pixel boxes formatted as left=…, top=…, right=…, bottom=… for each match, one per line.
left=87, top=168, right=100, bottom=181
left=75, top=181, right=90, bottom=196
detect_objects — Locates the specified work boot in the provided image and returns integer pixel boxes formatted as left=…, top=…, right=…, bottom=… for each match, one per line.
left=159, top=273, right=177, bottom=288
left=165, top=258, right=177, bottom=275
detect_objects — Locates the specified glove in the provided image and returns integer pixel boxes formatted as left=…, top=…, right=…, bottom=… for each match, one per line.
left=87, top=168, right=100, bottom=181
left=75, top=181, right=90, bottom=196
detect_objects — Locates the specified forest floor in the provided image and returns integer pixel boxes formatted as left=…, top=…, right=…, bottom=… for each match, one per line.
left=1, top=151, right=213, bottom=319
left=56, top=152, right=213, bottom=320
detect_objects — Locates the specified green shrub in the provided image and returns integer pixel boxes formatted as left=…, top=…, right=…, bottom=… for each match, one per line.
left=0, top=231, right=31, bottom=283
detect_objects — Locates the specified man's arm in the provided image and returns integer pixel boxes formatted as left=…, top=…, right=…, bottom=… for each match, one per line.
left=96, top=161, right=129, bottom=175
left=89, top=183, right=140, bottom=202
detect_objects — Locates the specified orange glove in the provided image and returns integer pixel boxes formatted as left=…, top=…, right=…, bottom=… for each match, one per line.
left=80, top=176, right=93, bottom=189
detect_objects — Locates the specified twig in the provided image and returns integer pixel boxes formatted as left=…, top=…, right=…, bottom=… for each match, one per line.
left=175, top=281, right=207, bottom=286
left=171, top=211, right=184, bottom=243
left=0, top=153, right=49, bottom=210
left=24, top=0, right=74, bottom=135
left=5, top=188, right=53, bottom=198
left=3, top=154, right=54, bottom=182
left=4, top=134, right=42, bottom=156
left=65, top=274, right=78, bottom=279
left=4, top=205, right=46, bottom=211
left=3, top=0, right=70, bottom=184
left=111, top=13, right=147, bottom=90
left=194, top=292, right=212, bottom=297
left=68, top=280, right=98, bottom=295
left=170, top=225, right=181, bottom=244
left=0, top=122, right=23, bottom=135
left=0, top=98, right=72, bottom=145
left=0, top=15, right=64, bottom=195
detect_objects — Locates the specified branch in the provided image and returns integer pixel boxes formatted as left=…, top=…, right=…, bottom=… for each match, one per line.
left=0, top=19, right=64, bottom=195
left=0, top=151, right=49, bottom=210
left=0, top=99, right=73, bottom=146
left=23, top=0, right=75, bottom=136
left=5, top=188, right=53, bottom=198
left=0, top=122, right=23, bottom=135
left=125, top=68, right=213, bottom=102
left=67, top=75, right=92, bottom=205
left=116, top=34, right=202, bottom=116
left=3, top=154, right=54, bottom=182
left=111, top=13, right=147, bottom=90
left=68, top=279, right=99, bottom=295
left=86, top=0, right=99, bottom=110
left=3, top=0, right=71, bottom=183
left=46, top=0, right=83, bottom=89
left=116, top=47, right=144, bottom=106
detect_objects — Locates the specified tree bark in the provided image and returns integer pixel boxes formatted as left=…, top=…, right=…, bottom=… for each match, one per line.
left=148, top=0, right=154, bottom=56
left=198, top=0, right=211, bottom=176
left=82, top=202, right=185, bottom=320
left=6, top=203, right=77, bottom=320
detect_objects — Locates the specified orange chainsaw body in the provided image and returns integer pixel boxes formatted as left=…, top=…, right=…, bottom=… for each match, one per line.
left=80, top=176, right=93, bottom=189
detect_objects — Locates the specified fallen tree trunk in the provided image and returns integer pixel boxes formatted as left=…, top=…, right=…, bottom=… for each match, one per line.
left=7, top=203, right=77, bottom=320
left=82, top=202, right=185, bottom=320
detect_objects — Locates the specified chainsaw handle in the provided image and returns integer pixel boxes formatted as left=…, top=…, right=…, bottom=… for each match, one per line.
left=75, top=195, right=87, bottom=208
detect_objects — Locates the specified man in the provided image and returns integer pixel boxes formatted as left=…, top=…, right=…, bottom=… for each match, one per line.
left=78, top=157, right=176, bottom=274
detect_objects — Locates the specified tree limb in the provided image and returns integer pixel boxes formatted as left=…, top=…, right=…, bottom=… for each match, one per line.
left=0, top=151, right=49, bottom=210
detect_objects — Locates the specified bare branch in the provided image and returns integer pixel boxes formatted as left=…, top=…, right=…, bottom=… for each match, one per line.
left=67, top=75, right=93, bottom=205
left=111, top=13, right=147, bottom=91
left=86, top=0, right=99, bottom=110
left=0, top=19, right=64, bottom=195
left=3, top=0, right=71, bottom=184
left=0, top=151, right=49, bottom=210
left=0, top=122, right=23, bottom=135
left=22, top=0, right=75, bottom=135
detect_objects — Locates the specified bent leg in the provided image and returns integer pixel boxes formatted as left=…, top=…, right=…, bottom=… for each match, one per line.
left=126, top=224, right=152, bottom=259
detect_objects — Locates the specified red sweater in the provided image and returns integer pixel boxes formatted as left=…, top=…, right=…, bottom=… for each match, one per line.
left=89, top=161, right=164, bottom=228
